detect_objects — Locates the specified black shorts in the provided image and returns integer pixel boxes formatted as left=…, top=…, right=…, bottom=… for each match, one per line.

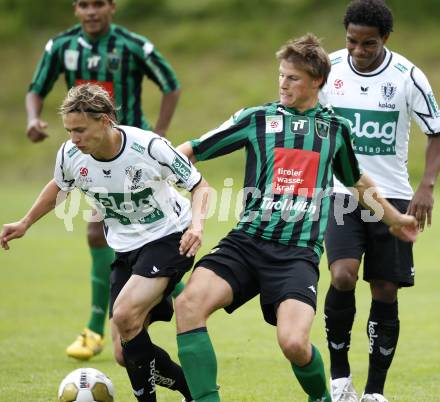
left=325, top=194, right=414, bottom=287
left=195, top=230, right=320, bottom=326
left=109, top=231, right=194, bottom=323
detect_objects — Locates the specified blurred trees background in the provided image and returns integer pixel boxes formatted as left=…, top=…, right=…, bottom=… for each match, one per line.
left=1, top=0, right=440, bottom=37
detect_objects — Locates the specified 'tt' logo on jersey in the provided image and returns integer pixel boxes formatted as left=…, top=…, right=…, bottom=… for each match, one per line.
left=290, top=116, right=309, bottom=135
left=87, top=55, right=101, bottom=71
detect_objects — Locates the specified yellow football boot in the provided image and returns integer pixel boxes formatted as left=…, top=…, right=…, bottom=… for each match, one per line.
left=66, top=328, right=104, bottom=360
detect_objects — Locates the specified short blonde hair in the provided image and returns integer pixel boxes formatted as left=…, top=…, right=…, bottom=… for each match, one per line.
left=276, top=33, right=330, bottom=88
left=59, top=83, right=118, bottom=124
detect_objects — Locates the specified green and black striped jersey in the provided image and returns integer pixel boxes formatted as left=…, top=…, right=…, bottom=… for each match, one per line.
left=191, top=102, right=361, bottom=257
left=29, top=24, right=179, bottom=129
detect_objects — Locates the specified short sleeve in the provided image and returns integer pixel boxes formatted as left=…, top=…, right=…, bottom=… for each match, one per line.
left=409, top=66, right=440, bottom=135
left=190, top=108, right=252, bottom=161
left=333, top=123, right=362, bottom=187
left=140, top=40, right=180, bottom=94
left=54, top=143, right=76, bottom=192
left=148, top=137, right=202, bottom=191
left=28, top=39, right=63, bottom=97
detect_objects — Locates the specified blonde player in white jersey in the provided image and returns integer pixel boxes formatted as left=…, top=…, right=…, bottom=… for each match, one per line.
left=1, top=84, right=209, bottom=402
left=319, top=1, right=440, bottom=402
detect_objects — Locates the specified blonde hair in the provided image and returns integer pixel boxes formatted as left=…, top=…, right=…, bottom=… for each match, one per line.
left=59, top=83, right=118, bottom=124
left=276, top=33, right=330, bottom=88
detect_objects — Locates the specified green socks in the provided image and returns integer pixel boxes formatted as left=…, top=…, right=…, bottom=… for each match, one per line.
left=177, top=328, right=220, bottom=402
left=171, top=280, right=185, bottom=298
left=177, top=332, right=328, bottom=402
left=292, top=345, right=331, bottom=402
left=87, top=246, right=114, bottom=336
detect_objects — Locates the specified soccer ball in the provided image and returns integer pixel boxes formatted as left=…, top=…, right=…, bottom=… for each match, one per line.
left=58, top=368, right=114, bottom=402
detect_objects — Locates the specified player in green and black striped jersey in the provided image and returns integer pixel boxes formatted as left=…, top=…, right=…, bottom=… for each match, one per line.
left=174, top=34, right=418, bottom=402
left=27, top=1, right=179, bottom=138
left=25, top=0, right=181, bottom=363
left=188, top=101, right=361, bottom=258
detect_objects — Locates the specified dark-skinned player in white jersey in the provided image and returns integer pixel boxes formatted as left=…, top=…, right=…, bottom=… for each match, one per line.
left=319, top=1, right=440, bottom=402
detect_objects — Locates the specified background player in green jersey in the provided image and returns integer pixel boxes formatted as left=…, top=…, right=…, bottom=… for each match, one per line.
left=174, top=34, right=418, bottom=402
left=319, top=2, right=440, bottom=401
left=25, top=0, right=181, bottom=361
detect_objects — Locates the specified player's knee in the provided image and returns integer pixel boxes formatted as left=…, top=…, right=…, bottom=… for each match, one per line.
left=331, top=264, right=358, bottom=291
left=112, top=305, right=141, bottom=338
left=111, top=306, right=129, bottom=331
left=278, top=332, right=309, bottom=364
left=175, top=290, right=203, bottom=323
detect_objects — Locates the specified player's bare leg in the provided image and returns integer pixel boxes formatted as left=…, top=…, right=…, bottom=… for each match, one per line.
left=277, top=299, right=331, bottom=401
left=176, top=267, right=233, bottom=402
left=113, top=275, right=191, bottom=401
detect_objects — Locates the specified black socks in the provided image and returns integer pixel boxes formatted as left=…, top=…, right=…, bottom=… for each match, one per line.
left=324, top=285, right=356, bottom=379
left=365, top=300, right=399, bottom=395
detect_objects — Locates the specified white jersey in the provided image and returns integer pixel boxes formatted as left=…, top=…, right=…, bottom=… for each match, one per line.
left=54, top=126, right=202, bottom=252
left=320, top=48, right=440, bottom=199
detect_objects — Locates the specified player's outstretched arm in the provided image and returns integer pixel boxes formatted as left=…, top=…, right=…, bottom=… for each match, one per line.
left=407, top=135, right=440, bottom=231
left=179, top=178, right=210, bottom=257
left=154, top=89, right=181, bottom=137
left=25, top=92, right=49, bottom=143
left=177, top=141, right=197, bottom=164
left=353, top=174, right=418, bottom=243
left=1, top=179, right=63, bottom=250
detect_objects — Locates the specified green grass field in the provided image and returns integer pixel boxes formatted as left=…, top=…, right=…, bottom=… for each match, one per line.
left=0, top=181, right=439, bottom=402
left=1, top=2, right=440, bottom=400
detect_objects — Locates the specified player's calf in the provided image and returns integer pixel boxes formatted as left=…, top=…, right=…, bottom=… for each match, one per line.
left=121, top=327, right=157, bottom=402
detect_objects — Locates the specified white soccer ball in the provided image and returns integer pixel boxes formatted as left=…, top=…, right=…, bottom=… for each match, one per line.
left=57, top=368, right=114, bottom=402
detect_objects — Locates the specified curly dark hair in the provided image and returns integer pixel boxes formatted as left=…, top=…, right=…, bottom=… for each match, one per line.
left=344, top=0, right=393, bottom=37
